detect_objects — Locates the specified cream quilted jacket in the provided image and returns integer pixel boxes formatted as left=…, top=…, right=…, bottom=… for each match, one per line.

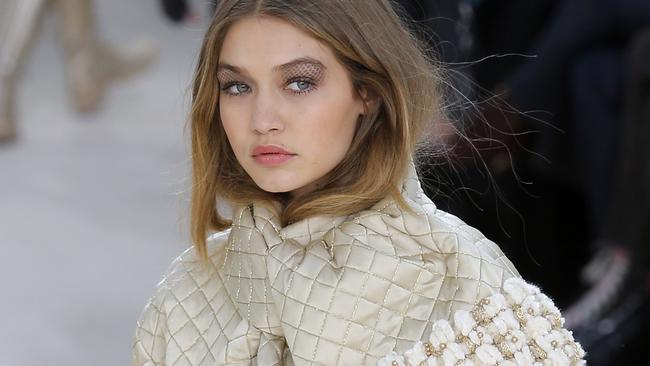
left=132, top=163, right=585, bottom=365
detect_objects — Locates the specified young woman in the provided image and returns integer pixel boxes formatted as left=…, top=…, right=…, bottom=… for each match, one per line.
left=132, top=1, right=585, bottom=365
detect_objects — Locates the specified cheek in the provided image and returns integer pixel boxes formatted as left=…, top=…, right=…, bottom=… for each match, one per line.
left=303, top=99, right=358, bottom=158
left=220, top=102, right=241, bottom=137
left=219, top=105, right=248, bottom=157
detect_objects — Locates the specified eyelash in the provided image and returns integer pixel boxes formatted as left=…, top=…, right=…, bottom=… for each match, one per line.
left=220, top=77, right=317, bottom=97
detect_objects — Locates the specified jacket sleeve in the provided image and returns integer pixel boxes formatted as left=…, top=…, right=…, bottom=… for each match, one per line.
left=133, top=281, right=169, bottom=366
left=131, top=231, right=250, bottom=366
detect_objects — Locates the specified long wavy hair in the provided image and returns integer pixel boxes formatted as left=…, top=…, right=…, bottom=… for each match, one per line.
left=190, top=0, right=444, bottom=261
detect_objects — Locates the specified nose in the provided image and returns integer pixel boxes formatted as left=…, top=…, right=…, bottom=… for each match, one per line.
left=251, top=89, right=283, bottom=135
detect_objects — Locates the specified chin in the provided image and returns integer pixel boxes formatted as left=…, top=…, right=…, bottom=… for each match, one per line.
left=259, top=186, right=294, bottom=194
left=253, top=178, right=301, bottom=194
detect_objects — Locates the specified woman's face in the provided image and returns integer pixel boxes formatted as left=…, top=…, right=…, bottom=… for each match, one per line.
left=217, top=16, right=365, bottom=198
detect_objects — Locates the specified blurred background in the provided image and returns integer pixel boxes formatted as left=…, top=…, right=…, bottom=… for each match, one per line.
left=0, top=0, right=648, bottom=365
left=0, top=1, right=202, bottom=365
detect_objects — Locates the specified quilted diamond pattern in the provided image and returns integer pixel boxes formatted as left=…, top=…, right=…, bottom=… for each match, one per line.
left=132, top=163, right=523, bottom=365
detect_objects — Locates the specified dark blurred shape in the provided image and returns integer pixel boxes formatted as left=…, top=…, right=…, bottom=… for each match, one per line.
left=159, top=0, right=218, bottom=24
left=160, top=0, right=189, bottom=23
left=396, top=0, right=477, bottom=118
left=575, top=275, right=650, bottom=365
left=570, top=27, right=650, bottom=366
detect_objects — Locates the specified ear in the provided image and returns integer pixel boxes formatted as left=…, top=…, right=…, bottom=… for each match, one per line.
left=357, top=86, right=380, bottom=115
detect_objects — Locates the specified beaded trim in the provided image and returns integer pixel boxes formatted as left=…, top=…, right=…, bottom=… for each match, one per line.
left=379, top=278, right=585, bottom=366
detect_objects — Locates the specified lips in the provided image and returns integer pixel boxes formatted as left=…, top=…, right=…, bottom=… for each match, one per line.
left=252, top=145, right=296, bottom=166
left=252, top=145, right=295, bottom=156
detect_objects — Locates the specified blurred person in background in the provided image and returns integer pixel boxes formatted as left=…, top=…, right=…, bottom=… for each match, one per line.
left=395, top=0, right=650, bottom=363
left=0, top=0, right=156, bottom=142
left=562, top=27, right=650, bottom=364
left=472, top=0, right=650, bottom=330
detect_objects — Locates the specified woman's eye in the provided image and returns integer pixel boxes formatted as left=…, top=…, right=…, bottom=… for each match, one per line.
left=222, top=83, right=250, bottom=95
left=286, top=79, right=314, bottom=93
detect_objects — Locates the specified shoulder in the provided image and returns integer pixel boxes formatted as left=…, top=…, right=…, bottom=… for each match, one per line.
left=372, top=194, right=521, bottom=289
left=380, top=277, right=586, bottom=365
left=132, top=229, right=231, bottom=365
left=428, top=206, right=521, bottom=279
left=165, top=230, right=230, bottom=278
left=146, top=229, right=230, bottom=303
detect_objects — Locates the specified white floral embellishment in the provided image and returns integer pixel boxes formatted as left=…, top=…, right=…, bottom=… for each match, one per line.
left=379, top=278, right=586, bottom=366
left=378, top=351, right=405, bottom=366
left=403, top=341, right=428, bottom=365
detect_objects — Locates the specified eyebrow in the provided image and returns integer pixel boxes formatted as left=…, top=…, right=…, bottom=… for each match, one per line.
left=217, top=57, right=327, bottom=75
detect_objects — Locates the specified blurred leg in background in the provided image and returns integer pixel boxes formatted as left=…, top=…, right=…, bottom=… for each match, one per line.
left=58, top=0, right=156, bottom=112
left=0, top=0, right=156, bottom=143
left=0, top=0, right=45, bottom=141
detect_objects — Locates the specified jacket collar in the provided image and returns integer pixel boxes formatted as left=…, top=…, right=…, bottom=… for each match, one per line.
left=230, top=160, right=432, bottom=248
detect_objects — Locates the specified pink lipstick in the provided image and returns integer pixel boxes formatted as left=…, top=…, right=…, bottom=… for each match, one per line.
left=252, top=145, right=296, bottom=166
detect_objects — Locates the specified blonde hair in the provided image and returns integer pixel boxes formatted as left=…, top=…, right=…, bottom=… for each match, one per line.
left=190, top=0, right=443, bottom=260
